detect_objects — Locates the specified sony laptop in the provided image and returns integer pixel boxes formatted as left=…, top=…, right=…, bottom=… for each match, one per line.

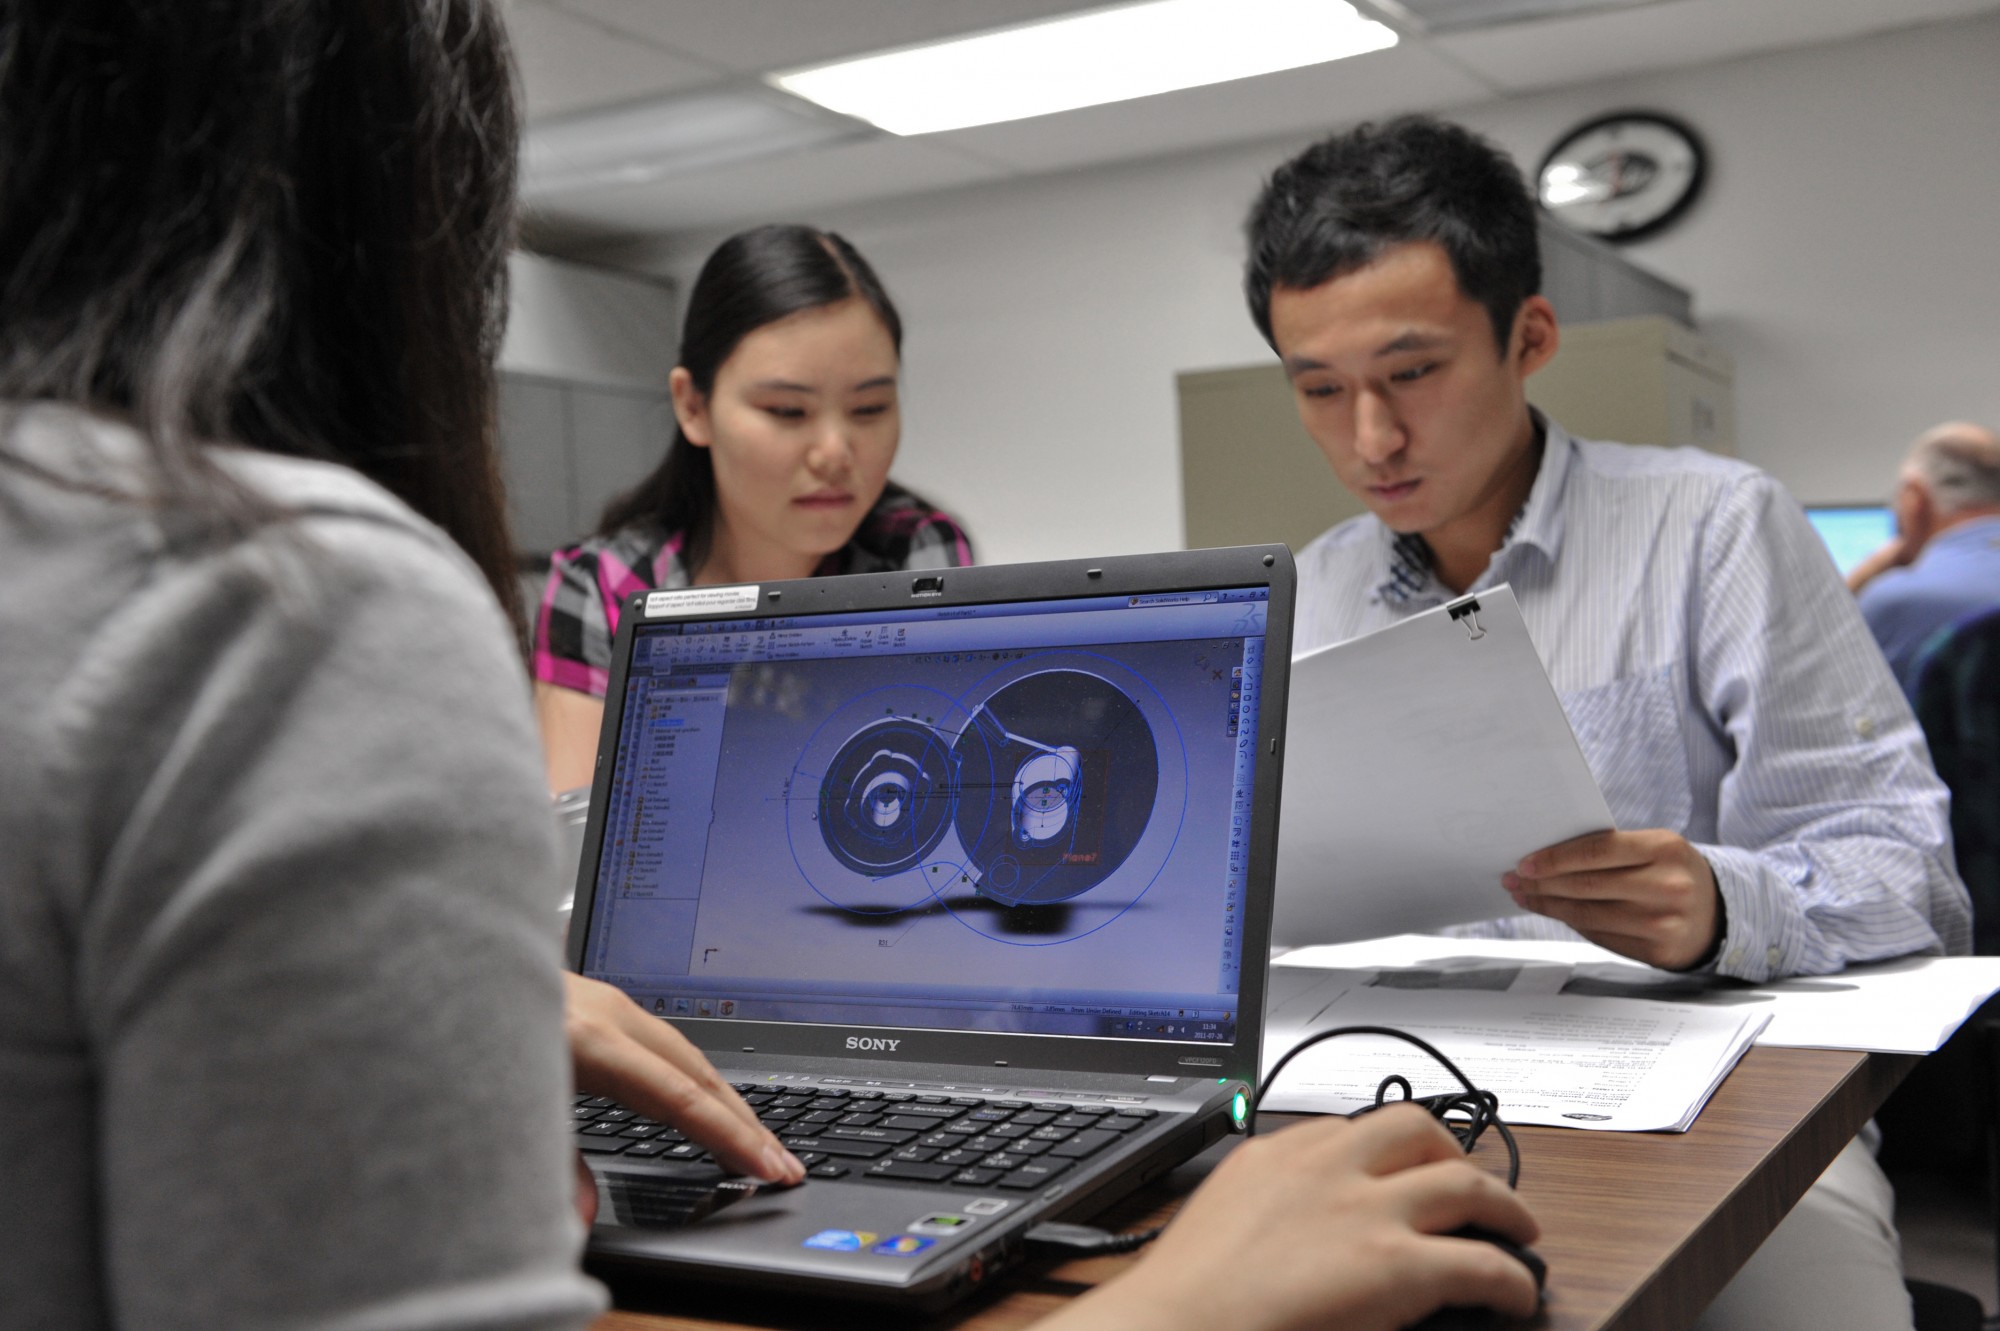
left=564, top=546, right=1295, bottom=1310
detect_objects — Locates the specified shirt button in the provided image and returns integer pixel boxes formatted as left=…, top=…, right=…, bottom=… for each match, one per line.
left=1766, top=945, right=1781, bottom=969
left=1727, top=948, right=1744, bottom=968
left=1854, top=716, right=1876, bottom=739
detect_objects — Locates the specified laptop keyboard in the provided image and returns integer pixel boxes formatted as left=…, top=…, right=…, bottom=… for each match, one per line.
left=573, top=1085, right=1162, bottom=1193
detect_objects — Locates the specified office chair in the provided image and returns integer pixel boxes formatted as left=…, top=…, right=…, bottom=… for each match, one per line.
left=1907, top=1278, right=1987, bottom=1331
left=1893, top=606, right=2000, bottom=1329
left=1917, top=606, right=2000, bottom=953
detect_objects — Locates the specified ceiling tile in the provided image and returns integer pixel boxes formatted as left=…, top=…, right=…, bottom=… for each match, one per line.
left=511, top=0, right=719, bottom=120
left=510, top=0, right=2000, bottom=243
left=550, top=0, right=1102, bottom=73
left=1386, top=0, right=1664, bottom=33
left=1438, top=0, right=2000, bottom=94
left=522, top=136, right=1010, bottom=244
left=930, top=43, right=1494, bottom=174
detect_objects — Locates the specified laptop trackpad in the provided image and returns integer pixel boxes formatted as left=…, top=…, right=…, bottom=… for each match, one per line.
left=600, top=1169, right=759, bottom=1229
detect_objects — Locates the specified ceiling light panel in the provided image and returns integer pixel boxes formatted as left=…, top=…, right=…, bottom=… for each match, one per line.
left=769, top=0, right=1400, bottom=136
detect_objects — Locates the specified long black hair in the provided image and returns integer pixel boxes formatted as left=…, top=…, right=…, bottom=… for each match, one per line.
left=598, top=223, right=929, bottom=577
left=0, top=0, right=522, bottom=626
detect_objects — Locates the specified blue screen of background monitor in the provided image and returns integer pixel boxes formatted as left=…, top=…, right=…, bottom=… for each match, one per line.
left=1805, top=505, right=1895, bottom=577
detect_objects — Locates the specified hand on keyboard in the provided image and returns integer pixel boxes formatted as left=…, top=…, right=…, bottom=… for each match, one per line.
left=576, top=1080, right=1160, bottom=1197
left=563, top=974, right=803, bottom=1188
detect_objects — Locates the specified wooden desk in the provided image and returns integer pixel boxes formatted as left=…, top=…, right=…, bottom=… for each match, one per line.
left=1501, top=1046, right=1915, bottom=1330
left=593, top=1047, right=1917, bottom=1331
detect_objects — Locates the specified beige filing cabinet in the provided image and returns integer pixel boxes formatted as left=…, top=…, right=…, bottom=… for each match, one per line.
left=1177, top=363, right=1368, bottom=554
left=1527, top=315, right=1735, bottom=456
left=1176, top=315, right=1734, bottom=553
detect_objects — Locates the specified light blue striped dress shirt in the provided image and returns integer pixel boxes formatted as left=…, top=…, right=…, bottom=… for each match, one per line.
left=1294, top=418, right=1970, bottom=982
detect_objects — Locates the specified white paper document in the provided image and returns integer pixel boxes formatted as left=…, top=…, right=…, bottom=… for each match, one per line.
left=1272, top=585, right=1614, bottom=948
left=1273, top=934, right=2000, bottom=1054
left=1261, top=978, right=1768, bottom=1132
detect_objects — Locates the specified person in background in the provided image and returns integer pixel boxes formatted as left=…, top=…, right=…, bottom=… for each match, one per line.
left=0, top=5, right=1544, bottom=1329
left=1845, top=421, right=2000, bottom=698
left=532, top=225, right=972, bottom=793
left=1243, top=114, right=1967, bottom=1331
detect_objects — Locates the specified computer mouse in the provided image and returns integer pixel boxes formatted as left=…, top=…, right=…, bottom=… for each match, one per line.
left=1406, top=1226, right=1547, bottom=1330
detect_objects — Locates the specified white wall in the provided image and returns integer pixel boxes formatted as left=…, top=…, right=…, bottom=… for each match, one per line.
left=501, top=251, right=676, bottom=391
left=1465, top=15, right=2000, bottom=507
left=615, top=13, right=2000, bottom=565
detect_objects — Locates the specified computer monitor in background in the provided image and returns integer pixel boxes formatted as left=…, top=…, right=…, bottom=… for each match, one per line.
left=1804, top=504, right=1896, bottom=578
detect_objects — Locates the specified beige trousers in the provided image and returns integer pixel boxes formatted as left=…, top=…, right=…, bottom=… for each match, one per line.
left=1692, top=1135, right=1912, bottom=1331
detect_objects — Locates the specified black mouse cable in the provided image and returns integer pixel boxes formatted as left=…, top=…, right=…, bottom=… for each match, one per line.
left=1255, top=1024, right=1521, bottom=1189
left=1024, top=1024, right=1519, bottom=1256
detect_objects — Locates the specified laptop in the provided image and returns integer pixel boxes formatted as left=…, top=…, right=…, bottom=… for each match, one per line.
left=564, top=546, right=1295, bottom=1309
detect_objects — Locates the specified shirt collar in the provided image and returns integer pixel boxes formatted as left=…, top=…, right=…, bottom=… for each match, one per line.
left=1931, top=512, right=2000, bottom=554
left=1507, top=410, right=1575, bottom=564
left=1372, top=411, right=1575, bottom=608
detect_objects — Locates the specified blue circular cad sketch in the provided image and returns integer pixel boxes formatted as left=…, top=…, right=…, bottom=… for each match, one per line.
left=816, top=717, right=956, bottom=876
left=813, top=669, right=1159, bottom=907
left=948, top=670, right=1159, bottom=904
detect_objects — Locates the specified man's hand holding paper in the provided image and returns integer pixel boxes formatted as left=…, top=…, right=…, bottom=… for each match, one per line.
left=1505, top=829, right=1723, bottom=972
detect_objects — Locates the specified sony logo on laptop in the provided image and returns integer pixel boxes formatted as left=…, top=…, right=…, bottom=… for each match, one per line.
left=844, top=1035, right=902, bottom=1052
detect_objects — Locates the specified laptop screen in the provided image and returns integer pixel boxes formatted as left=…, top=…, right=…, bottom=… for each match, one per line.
left=1803, top=504, right=1895, bottom=578
left=578, top=587, right=1269, bottom=1049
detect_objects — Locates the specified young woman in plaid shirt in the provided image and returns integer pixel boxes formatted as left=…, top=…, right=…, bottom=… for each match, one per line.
left=533, top=224, right=971, bottom=792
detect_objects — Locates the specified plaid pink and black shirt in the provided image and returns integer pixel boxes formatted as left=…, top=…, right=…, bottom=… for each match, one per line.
left=532, top=494, right=972, bottom=698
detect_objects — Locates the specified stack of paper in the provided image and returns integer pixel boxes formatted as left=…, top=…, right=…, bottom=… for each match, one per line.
left=1273, top=933, right=2000, bottom=1054
left=1260, top=967, right=1768, bottom=1133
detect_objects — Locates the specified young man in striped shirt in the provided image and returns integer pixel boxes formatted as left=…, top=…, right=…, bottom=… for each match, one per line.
left=1244, top=114, right=1967, bottom=1331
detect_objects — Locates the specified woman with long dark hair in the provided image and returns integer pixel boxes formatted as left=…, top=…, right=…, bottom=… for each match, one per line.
left=532, top=225, right=972, bottom=791
left=0, top=2, right=791, bottom=1323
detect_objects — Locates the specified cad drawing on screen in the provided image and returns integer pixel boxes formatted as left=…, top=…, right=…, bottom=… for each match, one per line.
left=802, top=664, right=1168, bottom=918
left=948, top=669, right=1158, bottom=905
left=816, top=716, right=956, bottom=877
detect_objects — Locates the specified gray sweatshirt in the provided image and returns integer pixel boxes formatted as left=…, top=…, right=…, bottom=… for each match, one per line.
left=0, top=407, right=605, bottom=1329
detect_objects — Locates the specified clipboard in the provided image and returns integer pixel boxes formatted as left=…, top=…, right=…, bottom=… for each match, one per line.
left=1271, top=584, right=1614, bottom=947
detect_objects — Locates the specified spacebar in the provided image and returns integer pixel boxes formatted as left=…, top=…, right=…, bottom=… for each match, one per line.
left=864, top=1160, right=957, bottom=1182
left=782, top=1136, right=890, bottom=1159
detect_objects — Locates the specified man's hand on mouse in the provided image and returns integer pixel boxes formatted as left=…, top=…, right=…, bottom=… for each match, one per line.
left=1505, top=828, right=1723, bottom=971
left=1033, top=1104, right=1541, bottom=1331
